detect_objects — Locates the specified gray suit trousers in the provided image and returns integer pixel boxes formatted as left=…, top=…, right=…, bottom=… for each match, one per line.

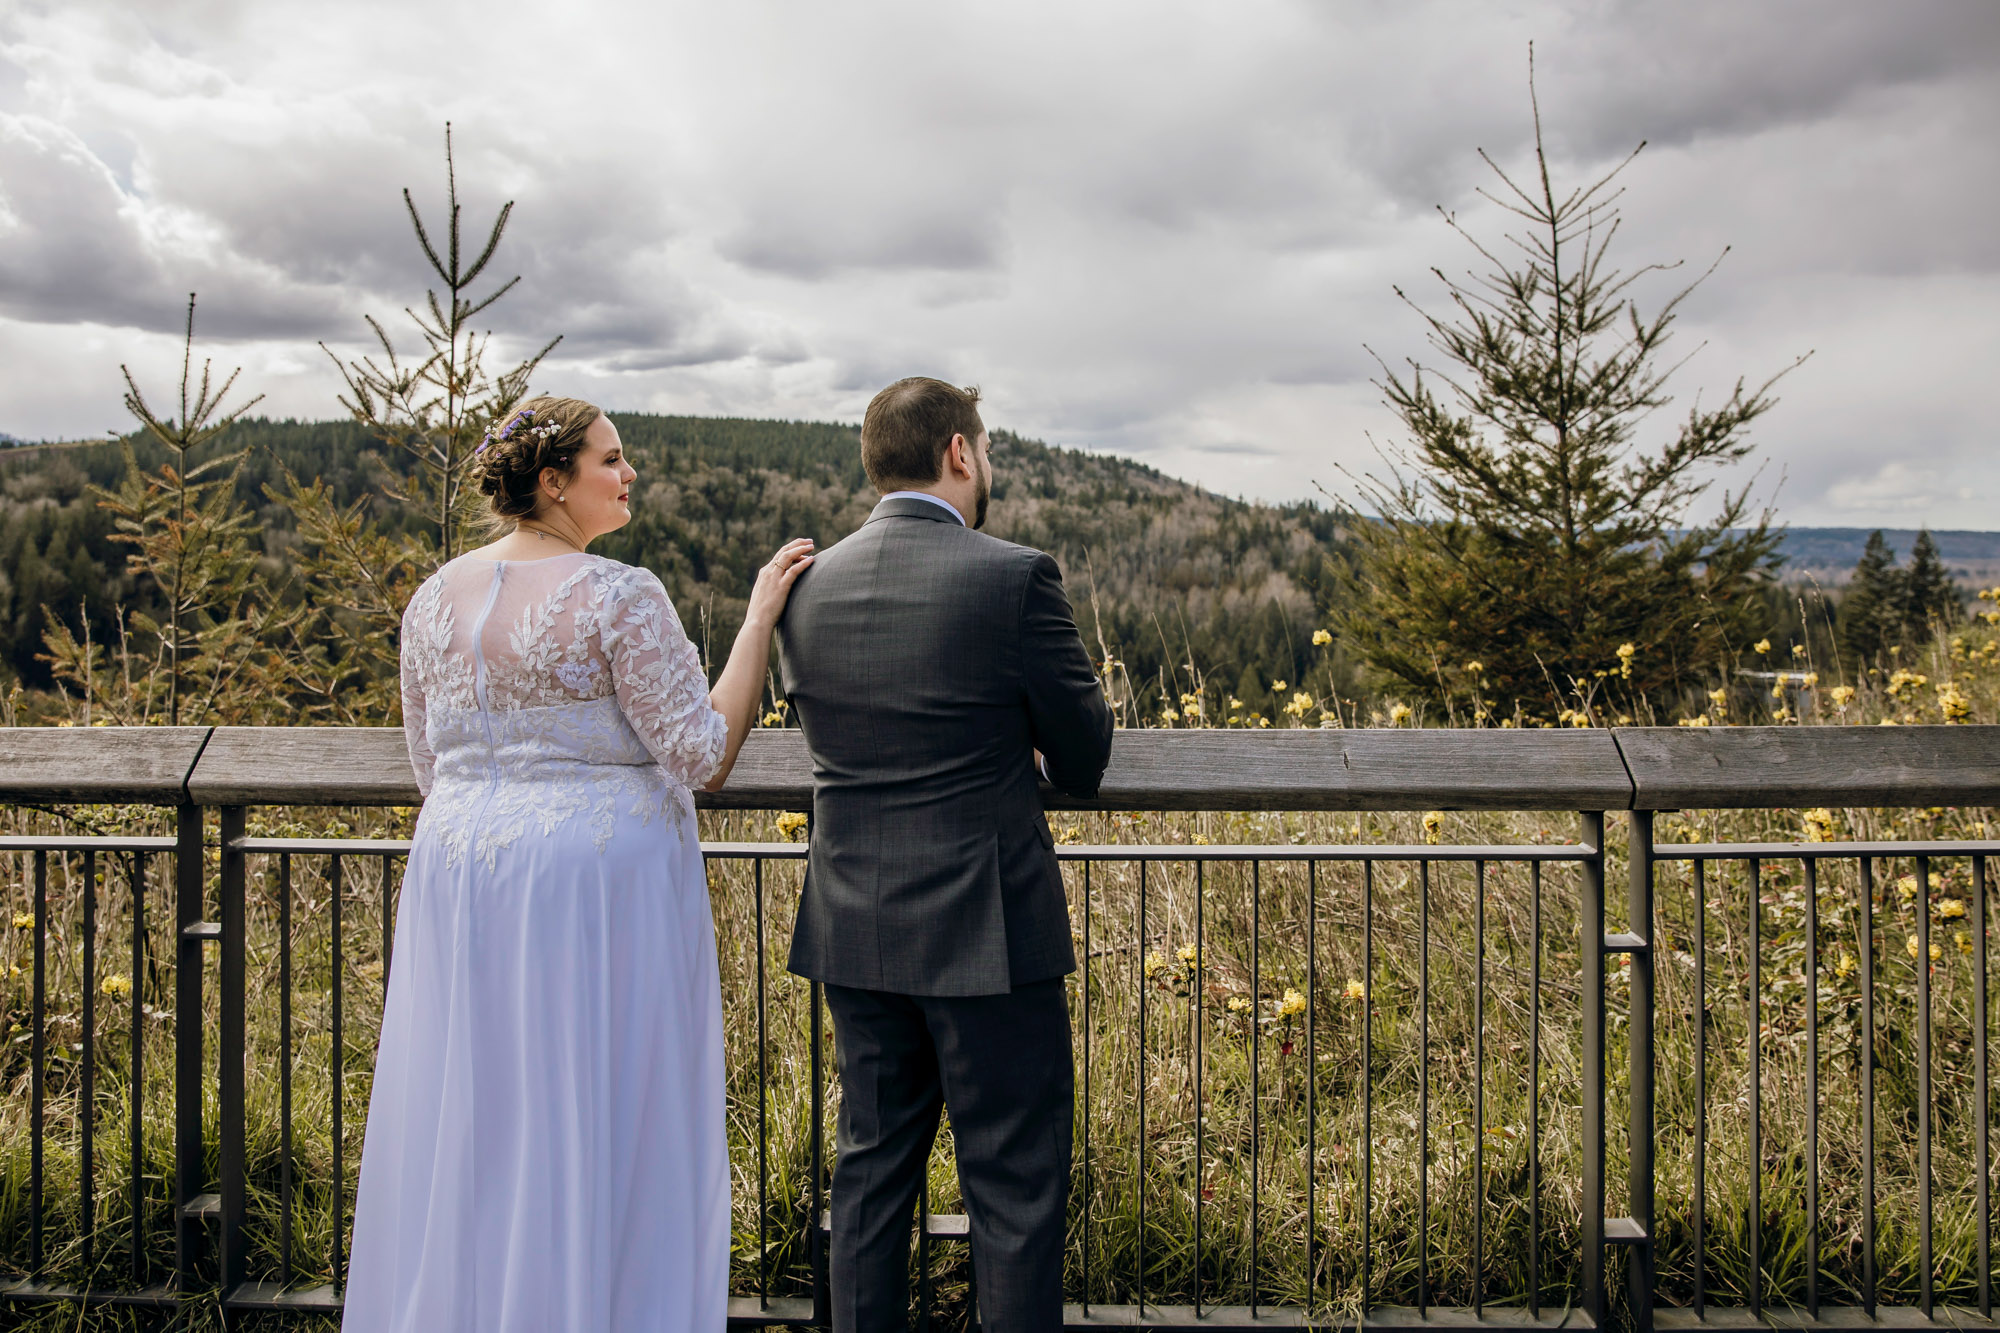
left=823, top=979, right=1073, bottom=1333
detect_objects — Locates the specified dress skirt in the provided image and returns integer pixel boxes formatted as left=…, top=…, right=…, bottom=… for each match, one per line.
left=342, top=785, right=729, bottom=1333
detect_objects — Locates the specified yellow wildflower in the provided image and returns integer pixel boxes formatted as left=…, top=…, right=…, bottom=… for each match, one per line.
left=1830, top=685, right=1857, bottom=710
left=1907, top=935, right=1920, bottom=959
left=1257, top=717, right=1271, bottom=728
left=1191, top=833, right=1212, bottom=845
left=1275, top=988, right=1307, bottom=1018
left=1617, top=642, right=1636, bottom=660
left=1753, top=638, right=1772, bottom=654
left=1226, top=995, right=1255, bottom=1015
left=1897, top=874, right=1919, bottom=900
left=11, top=912, right=32, bottom=930
left=1771, top=681, right=1786, bottom=699
left=101, top=974, right=132, bottom=999
left=1271, top=680, right=1288, bottom=693
left=1344, top=979, right=1367, bottom=1001
left=1801, top=808, right=1837, bottom=842
left=1144, top=952, right=1168, bottom=982
left=1792, top=644, right=1808, bottom=659
left=1465, top=661, right=1485, bottom=675
left=1959, top=931, right=1975, bottom=957
left=760, top=711, right=784, bottom=727
left=774, top=811, right=809, bottom=841
left=1801, top=672, right=1819, bottom=688
left=1160, top=708, right=1180, bottom=725
left=1421, top=811, right=1444, bottom=844
left=1388, top=703, right=1412, bottom=727
left=1938, top=681, right=1971, bottom=723
left=1678, top=715, right=1712, bottom=727
left=1708, top=688, right=1729, bottom=715
left=1311, top=628, right=1333, bottom=647
left=1834, top=951, right=1857, bottom=980
left=1886, top=669, right=1928, bottom=701
left=1932, top=942, right=1943, bottom=963
left=1178, top=944, right=1199, bottom=967
left=1938, top=898, right=1966, bottom=920
left=1285, top=691, right=1313, bottom=718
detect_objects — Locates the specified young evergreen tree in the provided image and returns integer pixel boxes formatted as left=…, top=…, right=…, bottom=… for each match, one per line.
left=1904, top=527, right=1960, bottom=634
left=1838, top=530, right=1907, bottom=665
left=40, top=295, right=285, bottom=724
left=320, top=123, right=557, bottom=564
left=1336, top=68, right=1801, bottom=720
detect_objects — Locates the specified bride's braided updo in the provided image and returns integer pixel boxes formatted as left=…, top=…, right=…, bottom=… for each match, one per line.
left=470, top=395, right=604, bottom=522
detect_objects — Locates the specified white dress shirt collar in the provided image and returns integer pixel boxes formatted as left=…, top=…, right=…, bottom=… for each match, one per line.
left=879, top=490, right=966, bottom=526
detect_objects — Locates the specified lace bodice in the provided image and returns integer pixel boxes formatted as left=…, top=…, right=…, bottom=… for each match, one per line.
left=399, top=552, right=728, bottom=866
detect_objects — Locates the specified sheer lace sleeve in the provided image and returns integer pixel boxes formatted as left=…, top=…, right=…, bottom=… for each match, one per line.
left=399, top=590, right=438, bottom=797
left=599, top=566, right=729, bottom=788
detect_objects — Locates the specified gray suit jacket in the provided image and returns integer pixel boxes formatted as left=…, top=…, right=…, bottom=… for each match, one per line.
left=776, top=496, right=1114, bottom=996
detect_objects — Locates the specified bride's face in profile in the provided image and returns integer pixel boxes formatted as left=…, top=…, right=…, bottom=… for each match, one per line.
left=545, top=415, right=637, bottom=542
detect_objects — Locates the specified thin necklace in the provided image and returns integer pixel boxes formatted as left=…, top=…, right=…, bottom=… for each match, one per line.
left=518, top=521, right=585, bottom=554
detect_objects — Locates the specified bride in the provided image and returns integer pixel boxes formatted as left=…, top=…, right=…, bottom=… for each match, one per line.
left=343, top=395, right=814, bottom=1332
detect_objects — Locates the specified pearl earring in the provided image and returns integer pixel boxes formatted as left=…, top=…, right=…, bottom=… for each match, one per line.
left=557, top=493, right=566, bottom=502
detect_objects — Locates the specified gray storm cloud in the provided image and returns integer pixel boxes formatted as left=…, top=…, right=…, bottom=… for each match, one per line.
left=0, top=0, right=1994, bottom=525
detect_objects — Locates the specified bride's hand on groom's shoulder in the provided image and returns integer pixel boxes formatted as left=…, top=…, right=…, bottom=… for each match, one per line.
left=746, top=538, right=816, bottom=631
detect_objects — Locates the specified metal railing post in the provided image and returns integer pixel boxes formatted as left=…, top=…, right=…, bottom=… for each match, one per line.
left=1580, top=810, right=1607, bottom=1328
left=174, top=803, right=206, bottom=1290
left=218, top=806, right=248, bottom=1292
left=1627, top=811, right=1656, bottom=1332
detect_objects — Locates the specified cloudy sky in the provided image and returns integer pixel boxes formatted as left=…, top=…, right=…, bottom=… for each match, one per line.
left=1, top=0, right=1995, bottom=526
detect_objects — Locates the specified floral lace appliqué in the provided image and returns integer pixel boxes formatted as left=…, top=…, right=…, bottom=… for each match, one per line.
left=398, top=554, right=729, bottom=869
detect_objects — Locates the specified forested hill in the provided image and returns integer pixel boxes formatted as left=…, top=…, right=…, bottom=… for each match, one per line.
left=0, top=414, right=1356, bottom=716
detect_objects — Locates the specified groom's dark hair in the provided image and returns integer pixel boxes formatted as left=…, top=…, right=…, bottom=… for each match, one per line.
left=861, top=378, right=984, bottom=491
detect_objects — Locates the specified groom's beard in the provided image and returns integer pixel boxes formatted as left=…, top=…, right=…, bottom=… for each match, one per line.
left=972, top=472, right=990, bottom=529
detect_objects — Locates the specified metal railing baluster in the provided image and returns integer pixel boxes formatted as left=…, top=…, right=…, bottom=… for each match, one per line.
left=1918, top=853, right=1934, bottom=1319
left=1250, top=857, right=1261, bottom=1318
left=1805, top=855, right=1819, bottom=1322
left=1693, top=858, right=1706, bottom=1321
left=1628, top=815, right=1654, bottom=1333
left=1980, top=853, right=1993, bottom=1320
left=1136, top=858, right=1147, bottom=1314
left=219, top=807, right=247, bottom=1291
left=280, top=852, right=294, bottom=1287
left=1419, top=855, right=1431, bottom=1316
left=331, top=851, right=346, bottom=1294
left=1081, top=859, right=1092, bottom=1316
left=174, top=804, right=204, bottom=1290
left=1363, top=857, right=1374, bottom=1311
left=1193, top=858, right=1204, bottom=1318
left=1305, top=859, right=1317, bottom=1310
left=755, top=857, right=769, bottom=1311
left=130, top=850, right=147, bottom=1286
left=1581, top=812, right=1606, bottom=1329
left=1748, top=855, right=1761, bottom=1322
left=1474, top=857, right=1486, bottom=1319
left=1530, top=858, right=1542, bottom=1320
left=81, top=848, right=96, bottom=1273
left=1861, top=856, right=1877, bottom=1317
left=30, top=849, right=46, bottom=1279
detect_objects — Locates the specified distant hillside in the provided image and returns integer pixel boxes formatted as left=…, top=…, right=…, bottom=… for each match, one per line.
left=1775, top=528, right=2000, bottom=588
left=0, top=414, right=1357, bottom=718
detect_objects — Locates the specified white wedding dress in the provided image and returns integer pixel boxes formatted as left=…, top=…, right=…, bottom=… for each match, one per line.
left=344, top=551, right=731, bottom=1333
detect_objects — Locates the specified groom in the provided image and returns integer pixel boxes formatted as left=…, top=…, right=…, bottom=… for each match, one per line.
left=776, top=377, right=1114, bottom=1333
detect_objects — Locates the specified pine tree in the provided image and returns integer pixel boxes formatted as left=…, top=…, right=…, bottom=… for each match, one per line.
left=1335, top=64, right=1800, bottom=720
left=1903, top=527, right=1960, bottom=634
left=1837, top=530, right=1905, bottom=665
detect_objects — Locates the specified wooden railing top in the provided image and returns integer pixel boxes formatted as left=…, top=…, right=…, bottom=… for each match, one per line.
left=1612, top=724, right=2000, bottom=811
left=0, top=723, right=1994, bottom=811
